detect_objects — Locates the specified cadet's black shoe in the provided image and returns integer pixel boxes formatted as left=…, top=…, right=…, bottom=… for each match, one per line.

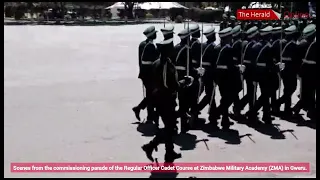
left=281, top=110, right=293, bottom=119
left=221, top=118, right=234, bottom=130
left=209, top=121, right=219, bottom=130
left=181, top=124, right=190, bottom=134
left=233, top=106, right=241, bottom=117
left=164, top=151, right=182, bottom=163
left=142, top=144, right=158, bottom=162
left=271, top=109, right=281, bottom=116
left=262, top=116, right=272, bottom=125
left=245, top=111, right=259, bottom=119
left=174, top=126, right=178, bottom=136
left=307, top=110, right=316, bottom=120
left=132, top=107, right=141, bottom=121
left=145, top=120, right=154, bottom=124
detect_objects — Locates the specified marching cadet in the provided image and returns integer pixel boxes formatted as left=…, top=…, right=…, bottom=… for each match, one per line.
left=196, top=27, right=218, bottom=127
left=230, top=25, right=245, bottom=117
left=292, top=24, right=316, bottom=119
left=174, top=29, right=192, bottom=133
left=269, top=26, right=283, bottom=114
left=235, top=26, right=260, bottom=121
left=189, top=24, right=203, bottom=121
left=142, top=38, right=194, bottom=163
left=273, top=25, right=300, bottom=118
left=300, top=16, right=308, bottom=32
left=211, top=27, right=237, bottom=129
left=220, top=14, right=229, bottom=30
left=161, top=24, right=174, bottom=40
left=161, top=24, right=175, bottom=63
left=250, top=26, right=277, bottom=124
left=133, top=26, right=159, bottom=123
left=229, top=15, right=236, bottom=28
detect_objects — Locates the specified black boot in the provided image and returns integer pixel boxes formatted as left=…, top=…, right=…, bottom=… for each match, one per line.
left=271, top=104, right=281, bottom=116
left=132, top=107, right=141, bottom=121
left=233, top=105, right=241, bottom=117
left=181, top=113, right=191, bottom=134
left=164, top=151, right=182, bottom=163
left=221, top=116, right=234, bottom=130
left=209, top=121, right=219, bottom=130
left=246, top=111, right=259, bottom=126
left=262, top=115, right=273, bottom=125
left=142, top=143, right=158, bottom=162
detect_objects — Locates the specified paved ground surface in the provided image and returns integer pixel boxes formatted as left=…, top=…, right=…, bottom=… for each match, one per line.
left=4, top=23, right=316, bottom=178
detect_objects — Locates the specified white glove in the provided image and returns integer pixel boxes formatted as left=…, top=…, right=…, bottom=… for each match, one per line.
left=184, top=76, right=194, bottom=87
left=197, top=67, right=205, bottom=76
left=238, top=65, right=246, bottom=73
left=277, top=62, right=285, bottom=71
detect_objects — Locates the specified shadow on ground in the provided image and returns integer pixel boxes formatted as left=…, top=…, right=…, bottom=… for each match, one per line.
left=272, top=112, right=316, bottom=130
left=200, top=123, right=252, bottom=145
left=174, top=133, right=197, bottom=150
left=132, top=121, right=158, bottom=137
left=174, top=132, right=209, bottom=151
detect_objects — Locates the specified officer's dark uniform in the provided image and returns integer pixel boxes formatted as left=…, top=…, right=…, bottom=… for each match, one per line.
left=174, top=29, right=191, bottom=133
left=274, top=25, right=300, bottom=117
left=161, top=24, right=175, bottom=63
left=235, top=26, right=259, bottom=119
left=196, top=27, right=218, bottom=125
left=142, top=38, right=193, bottom=163
left=212, top=27, right=236, bottom=129
left=269, top=26, right=283, bottom=113
left=299, top=17, right=308, bottom=33
left=220, top=14, right=228, bottom=30
left=293, top=24, right=316, bottom=119
left=229, top=15, right=236, bottom=28
left=133, top=26, right=159, bottom=123
left=251, top=26, right=275, bottom=123
left=230, top=25, right=245, bottom=117
left=189, top=24, right=202, bottom=119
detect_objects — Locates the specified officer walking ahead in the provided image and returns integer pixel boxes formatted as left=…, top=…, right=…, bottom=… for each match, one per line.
left=133, top=26, right=159, bottom=123
left=142, top=38, right=194, bottom=163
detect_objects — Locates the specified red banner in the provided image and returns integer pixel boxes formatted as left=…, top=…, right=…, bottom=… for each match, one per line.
left=11, top=162, right=311, bottom=173
left=237, top=9, right=280, bottom=20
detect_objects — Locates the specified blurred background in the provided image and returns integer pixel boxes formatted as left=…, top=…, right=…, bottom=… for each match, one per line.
left=3, top=2, right=316, bottom=24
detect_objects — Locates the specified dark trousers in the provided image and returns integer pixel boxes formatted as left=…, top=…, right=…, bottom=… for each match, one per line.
left=178, top=89, right=191, bottom=127
left=270, top=73, right=281, bottom=111
left=215, top=77, right=238, bottom=124
left=137, top=79, right=157, bottom=121
left=293, top=75, right=316, bottom=113
left=208, top=82, right=217, bottom=122
left=276, top=73, right=297, bottom=112
left=231, top=72, right=244, bottom=111
left=148, top=97, right=176, bottom=152
left=198, top=79, right=214, bottom=112
left=235, top=78, right=254, bottom=112
left=189, top=77, right=199, bottom=115
left=253, top=78, right=272, bottom=118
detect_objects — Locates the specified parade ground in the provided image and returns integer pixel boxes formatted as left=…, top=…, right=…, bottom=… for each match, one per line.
left=4, top=24, right=316, bottom=178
